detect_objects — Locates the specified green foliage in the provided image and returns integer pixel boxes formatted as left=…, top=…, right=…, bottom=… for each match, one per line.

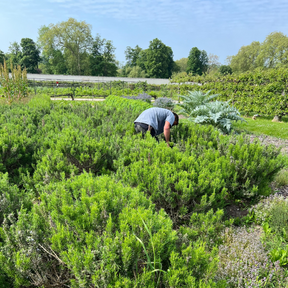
left=125, top=45, right=143, bottom=67
left=170, top=68, right=288, bottom=117
left=0, top=93, right=286, bottom=287
left=0, top=174, right=175, bottom=287
left=174, top=58, right=188, bottom=73
left=115, top=124, right=284, bottom=224
left=89, top=34, right=118, bottom=76
left=19, top=38, right=41, bottom=73
left=143, top=38, right=175, bottom=79
left=230, top=41, right=261, bottom=73
left=38, top=18, right=93, bottom=75
left=179, top=90, right=245, bottom=134
left=219, top=65, right=232, bottom=75
left=0, top=173, right=33, bottom=226
left=274, top=169, right=288, bottom=187
left=187, top=47, right=208, bottom=76
left=0, top=60, right=28, bottom=103
left=179, top=90, right=219, bottom=113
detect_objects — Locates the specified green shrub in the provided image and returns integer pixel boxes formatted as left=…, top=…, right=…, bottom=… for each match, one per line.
left=274, top=169, right=288, bottom=187
left=116, top=130, right=284, bottom=225
left=0, top=174, right=173, bottom=287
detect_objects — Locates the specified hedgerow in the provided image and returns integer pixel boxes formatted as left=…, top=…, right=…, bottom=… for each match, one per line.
left=170, top=68, right=288, bottom=117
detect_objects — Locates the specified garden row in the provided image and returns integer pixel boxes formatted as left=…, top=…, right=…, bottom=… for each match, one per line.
left=171, top=68, right=288, bottom=118
left=0, top=95, right=287, bottom=287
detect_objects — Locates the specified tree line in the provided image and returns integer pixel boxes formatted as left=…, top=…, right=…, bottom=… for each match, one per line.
left=1, top=18, right=287, bottom=78
left=228, top=32, right=288, bottom=73
left=0, top=18, right=222, bottom=78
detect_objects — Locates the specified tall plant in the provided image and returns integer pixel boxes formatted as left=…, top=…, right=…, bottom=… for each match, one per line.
left=179, top=90, right=245, bottom=134
left=0, top=60, right=28, bottom=103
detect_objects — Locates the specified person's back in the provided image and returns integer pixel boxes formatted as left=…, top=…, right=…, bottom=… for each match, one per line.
left=134, top=107, right=179, bottom=147
left=134, top=107, right=175, bottom=135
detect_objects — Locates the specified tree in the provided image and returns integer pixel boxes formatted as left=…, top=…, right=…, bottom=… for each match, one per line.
left=187, top=47, right=208, bottom=75
left=128, top=66, right=146, bottom=78
left=219, top=65, right=232, bottom=75
left=230, top=41, right=261, bottom=73
left=7, top=42, right=21, bottom=66
left=144, top=38, right=174, bottom=78
left=175, top=58, right=188, bottom=72
left=20, top=38, right=41, bottom=73
left=257, top=32, right=288, bottom=68
left=89, top=35, right=118, bottom=76
left=125, top=45, right=142, bottom=67
left=38, top=18, right=93, bottom=75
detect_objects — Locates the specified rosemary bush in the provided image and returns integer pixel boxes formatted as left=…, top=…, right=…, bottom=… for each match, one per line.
left=0, top=94, right=286, bottom=287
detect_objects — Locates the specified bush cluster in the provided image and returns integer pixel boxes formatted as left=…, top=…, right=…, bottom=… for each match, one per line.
left=0, top=95, right=286, bottom=287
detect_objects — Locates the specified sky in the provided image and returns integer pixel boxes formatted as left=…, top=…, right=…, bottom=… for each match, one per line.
left=1, top=0, right=288, bottom=66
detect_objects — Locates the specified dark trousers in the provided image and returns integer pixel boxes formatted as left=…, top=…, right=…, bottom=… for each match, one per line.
left=134, top=122, right=159, bottom=142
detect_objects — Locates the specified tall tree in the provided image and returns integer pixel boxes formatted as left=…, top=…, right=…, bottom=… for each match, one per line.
left=230, top=41, right=261, bottom=73
left=175, top=58, right=188, bottom=72
left=257, top=32, right=288, bottom=68
left=128, top=66, right=146, bottom=78
left=7, top=42, right=21, bottom=66
left=20, top=38, right=41, bottom=73
left=89, top=35, right=118, bottom=76
left=144, top=38, right=174, bottom=78
left=125, top=45, right=142, bottom=67
left=187, top=47, right=208, bottom=75
left=38, top=18, right=93, bottom=75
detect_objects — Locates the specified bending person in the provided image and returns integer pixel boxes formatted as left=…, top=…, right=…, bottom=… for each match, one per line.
left=134, top=107, right=179, bottom=147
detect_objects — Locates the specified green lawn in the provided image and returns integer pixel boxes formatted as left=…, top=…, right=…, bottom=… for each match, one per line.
left=234, top=116, right=288, bottom=140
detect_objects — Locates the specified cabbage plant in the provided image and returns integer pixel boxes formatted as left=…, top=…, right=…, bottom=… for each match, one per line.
left=179, top=90, right=245, bottom=134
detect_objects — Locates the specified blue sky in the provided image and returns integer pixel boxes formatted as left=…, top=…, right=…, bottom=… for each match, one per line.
left=1, top=0, right=287, bottom=66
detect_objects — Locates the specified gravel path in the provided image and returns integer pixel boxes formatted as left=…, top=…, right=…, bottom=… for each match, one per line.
left=249, top=134, right=288, bottom=155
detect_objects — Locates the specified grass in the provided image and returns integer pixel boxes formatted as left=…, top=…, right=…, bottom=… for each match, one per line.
left=233, top=116, right=288, bottom=140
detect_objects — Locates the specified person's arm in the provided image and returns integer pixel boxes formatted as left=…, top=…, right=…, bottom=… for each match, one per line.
left=163, top=121, right=171, bottom=147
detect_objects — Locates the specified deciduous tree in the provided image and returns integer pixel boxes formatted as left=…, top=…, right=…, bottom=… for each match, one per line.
left=20, top=38, right=41, bottom=73
left=89, top=35, right=118, bottom=76
left=144, top=38, right=174, bottom=78
left=125, top=45, right=142, bottom=67
left=175, top=58, right=188, bottom=72
left=230, top=41, right=261, bottom=73
left=38, top=18, right=93, bottom=75
left=128, top=66, right=146, bottom=78
left=257, top=32, right=288, bottom=68
left=187, top=47, right=208, bottom=75
left=7, top=42, right=21, bottom=66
